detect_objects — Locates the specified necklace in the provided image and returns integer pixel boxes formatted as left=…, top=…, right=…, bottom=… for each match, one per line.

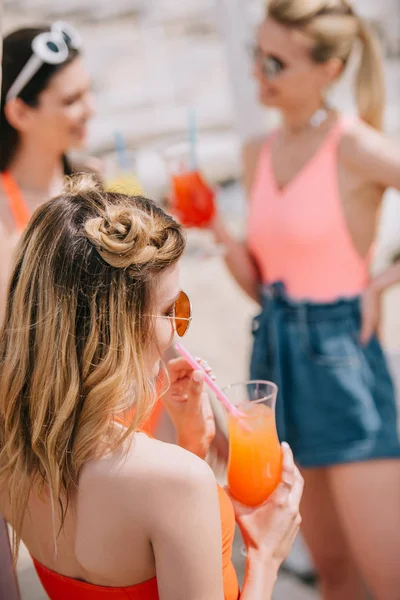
left=309, top=106, right=329, bottom=128
left=285, top=105, right=330, bottom=135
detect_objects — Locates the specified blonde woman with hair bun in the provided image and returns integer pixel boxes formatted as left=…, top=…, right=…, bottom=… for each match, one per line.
left=210, top=0, right=400, bottom=598
left=0, top=175, right=304, bottom=600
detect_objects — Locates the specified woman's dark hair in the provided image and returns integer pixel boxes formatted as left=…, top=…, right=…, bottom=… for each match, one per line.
left=0, top=27, right=80, bottom=173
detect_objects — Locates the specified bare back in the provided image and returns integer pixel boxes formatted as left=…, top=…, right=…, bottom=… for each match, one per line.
left=0, top=432, right=223, bottom=595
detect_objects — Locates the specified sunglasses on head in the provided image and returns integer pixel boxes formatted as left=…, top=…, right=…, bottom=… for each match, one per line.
left=249, top=44, right=287, bottom=80
left=148, top=290, right=192, bottom=338
left=6, top=21, right=82, bottom=103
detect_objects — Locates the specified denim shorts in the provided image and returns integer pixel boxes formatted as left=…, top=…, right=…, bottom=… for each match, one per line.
left=250, top=282, right=400, bottom=468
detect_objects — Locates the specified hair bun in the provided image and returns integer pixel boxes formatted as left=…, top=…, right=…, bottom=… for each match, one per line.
left=85, top=207, right=158, bottom=269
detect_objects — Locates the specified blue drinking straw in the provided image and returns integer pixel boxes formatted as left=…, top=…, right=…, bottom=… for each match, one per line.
left=114, top=131, right=130, bottom=171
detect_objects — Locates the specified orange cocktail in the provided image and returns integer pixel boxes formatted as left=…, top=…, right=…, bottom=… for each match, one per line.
left=224, top=381, right=282, bottom=507
left=171, top=170, right=215, bottom=228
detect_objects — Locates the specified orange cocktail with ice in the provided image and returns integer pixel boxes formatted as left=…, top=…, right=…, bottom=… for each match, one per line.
left=223, top=381, right=282, bottom=507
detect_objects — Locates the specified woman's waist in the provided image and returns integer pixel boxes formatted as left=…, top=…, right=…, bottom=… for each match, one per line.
left=257, top=262, right=368, bottom=305
left=260, top=281, right=362, bottom=324
left=248, top=228, right=371, bottom=301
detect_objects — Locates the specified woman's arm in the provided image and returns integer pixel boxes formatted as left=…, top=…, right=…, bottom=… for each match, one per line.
left=371, top=260, right=400, bottom=293
left=211, top=216, right=261, bottom=303
left=209, top=139, right=264, bottom=303
left=240, top=551, right=279, bottom=599
left=150, top=453, right=224, bottom=600
left=341, top=123, right=400, bottom=343
left=145, top=441, right=302, bottom=600
left=360, top=258, right=400, bottom=344
left=162, top=363, right=304, bottom=599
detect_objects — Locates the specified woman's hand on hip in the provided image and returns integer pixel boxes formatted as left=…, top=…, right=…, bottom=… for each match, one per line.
left=360, top=284, right=382, bottom=345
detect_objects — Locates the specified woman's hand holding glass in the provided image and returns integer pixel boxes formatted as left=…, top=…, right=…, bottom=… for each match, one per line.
left=229, top=443, right=304, bottom=567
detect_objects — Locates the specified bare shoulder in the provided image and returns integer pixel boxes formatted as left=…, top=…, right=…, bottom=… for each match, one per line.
left=76, top=434, right=222, bottom=589
left=339, top=117, right=400, bottom=189
left=78, top=433, right=216, bottom=519
left=242, top=135, right=266, bottom=194
left=340, top=119, right=400, bottom=172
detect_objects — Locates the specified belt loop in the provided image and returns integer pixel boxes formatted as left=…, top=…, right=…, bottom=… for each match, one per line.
left=262, top=283, right=276, bottom=302
left=272, top=281, right=285, bottom=300
left=297, top=301, right=309, bottom=345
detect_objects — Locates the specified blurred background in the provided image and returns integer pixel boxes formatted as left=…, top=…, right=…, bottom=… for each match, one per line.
left=3, top=1, right=400, bottom=598
left=4, top=0, right=400, bottom=352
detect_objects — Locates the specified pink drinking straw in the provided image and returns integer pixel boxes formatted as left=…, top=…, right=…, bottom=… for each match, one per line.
left=174, top=342, right=243, bottom=420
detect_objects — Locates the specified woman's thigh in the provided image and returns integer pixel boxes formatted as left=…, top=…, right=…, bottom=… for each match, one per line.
left=329, top=458, right=400, bottom=599
left=300, top=467, right=365, bottom=598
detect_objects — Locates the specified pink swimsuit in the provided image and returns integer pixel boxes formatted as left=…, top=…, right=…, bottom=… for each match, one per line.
left=246, top=114, right=400, bottom=469
left=247, top=116, right=370, bottom=302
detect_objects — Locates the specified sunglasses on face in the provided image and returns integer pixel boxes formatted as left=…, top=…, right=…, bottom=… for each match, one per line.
left=172, top=290, right=192, bottom=337
left=149, top=290, right=192, bottom=338
left=250, top=44, right=287, bottom=80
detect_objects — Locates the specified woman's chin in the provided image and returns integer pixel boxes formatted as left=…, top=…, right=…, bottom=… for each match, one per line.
left=257, top=85, right=280, bottom=106
left=260, top=94, right=280, bottom=108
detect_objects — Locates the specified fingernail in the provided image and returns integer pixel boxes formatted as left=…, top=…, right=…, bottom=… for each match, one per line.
left=193, top=370, right=203, bottom=383
left=281, top=441, right=290, bottom=449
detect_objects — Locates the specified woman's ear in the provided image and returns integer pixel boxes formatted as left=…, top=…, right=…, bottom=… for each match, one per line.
left=322, top=56, right=344, bottom=85
left=4, top=97, right=35, bottom=133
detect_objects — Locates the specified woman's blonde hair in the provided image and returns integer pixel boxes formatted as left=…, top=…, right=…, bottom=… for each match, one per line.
left=267, top=0, right=385, bottom=129
left=0, top=175, right=186, bottom=560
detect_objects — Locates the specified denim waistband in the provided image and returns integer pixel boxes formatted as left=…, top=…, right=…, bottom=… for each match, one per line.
left=261, top=282, right=361, bottom=323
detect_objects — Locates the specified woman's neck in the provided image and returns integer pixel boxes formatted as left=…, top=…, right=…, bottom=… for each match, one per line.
left=8, top=139, right=65, bottom=198
left=282, top=99, right=328, bottom=134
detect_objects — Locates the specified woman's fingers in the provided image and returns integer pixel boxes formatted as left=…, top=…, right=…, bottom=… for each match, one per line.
left=167, top=356, right=192, bottom=375
left=225, top=490, right=253, bottom=518
left=280, top=442, right=295, bottom=489
left=167, top=356, right=216, bottom=382
left=187, top=370, right=205, bottom=412
left=289, top=466, right=304, bottom=509
left=196, top=357, right=216, bottom=381
left=279, top=443, right=303, bottom=509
